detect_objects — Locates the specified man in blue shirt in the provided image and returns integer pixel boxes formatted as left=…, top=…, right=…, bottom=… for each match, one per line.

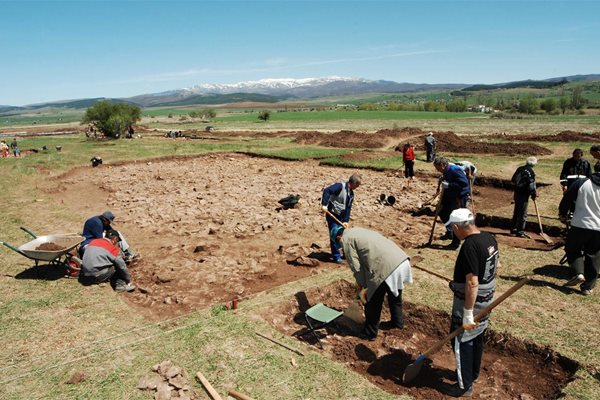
left=321, top=175, right=361, bottom=263
left=434, top=157, right=470, bottom=249
left=80, top=211, right=136, bottom=262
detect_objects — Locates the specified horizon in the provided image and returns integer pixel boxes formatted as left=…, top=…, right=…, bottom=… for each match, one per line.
left=2, top=0, right=599, bottom=106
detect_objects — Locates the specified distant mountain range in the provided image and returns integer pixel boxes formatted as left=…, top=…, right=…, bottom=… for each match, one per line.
left=3, top=74, right=600, bottom=112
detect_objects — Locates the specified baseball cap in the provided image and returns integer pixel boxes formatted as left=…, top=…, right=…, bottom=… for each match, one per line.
left=445, top=208, right=474, bottom=227
left=105, top=229, right=121, bottom=241
left=101, top=211, right=115, bottom=221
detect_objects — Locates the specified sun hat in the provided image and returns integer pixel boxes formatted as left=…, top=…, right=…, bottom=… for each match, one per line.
left=445, top=208, right=474, bottom=227
left=101, top=211, right=115, bottom=221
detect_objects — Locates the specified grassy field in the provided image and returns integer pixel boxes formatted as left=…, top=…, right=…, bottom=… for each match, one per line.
left=1, top=117, right=599, bottom=399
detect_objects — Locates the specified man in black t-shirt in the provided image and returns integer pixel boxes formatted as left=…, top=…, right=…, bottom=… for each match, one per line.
left=445, top=208, right=498, bottom=397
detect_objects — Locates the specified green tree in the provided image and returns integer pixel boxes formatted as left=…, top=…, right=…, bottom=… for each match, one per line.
left=258, top=110, right=271, bottom=122
left=81, top=100, right=141, bottom=138
left=559, top=96, right=570, bottom=114
left=446, top=99, right=467, bottom=112
left=540, top=98, right=557, bottom=113
left=571, top=85, right=584, bottom=110
left=518, top=97, right=538, bottom=114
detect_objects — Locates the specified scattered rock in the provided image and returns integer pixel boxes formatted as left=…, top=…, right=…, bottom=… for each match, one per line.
left=139, top=361, right=198, bottom=399
left=66, top=371, right=86, bottom=384
left=294, top=256, right=320, bottom=267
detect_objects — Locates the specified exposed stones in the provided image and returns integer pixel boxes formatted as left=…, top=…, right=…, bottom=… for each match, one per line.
left=138, top=361, right=198, bottom=399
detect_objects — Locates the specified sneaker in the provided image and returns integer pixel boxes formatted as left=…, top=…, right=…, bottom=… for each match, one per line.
left=515, top=232, right=529, bottom=238
left=333, top=257, right=344, bottom=264
left=115, top=282, right=136, bottom=292
left=580, top=285, right=593, bottom=296
left=360, top=329, right=377, bottom=341
left=564, top=274, right=585, bottom=287
left=447, top=384, right=473, bottom=397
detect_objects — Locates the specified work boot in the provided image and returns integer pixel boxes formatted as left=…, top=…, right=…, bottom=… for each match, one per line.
left=439, top=232, right=453, bottom=241
left=564, top=274, right=585, bottom=287
left=115, top=282, right=136, bottom=292
left=447, top=384, right=473, bottom=397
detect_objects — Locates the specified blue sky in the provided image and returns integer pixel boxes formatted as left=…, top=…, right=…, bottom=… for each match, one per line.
left=1, top=0, right=599, bottom=106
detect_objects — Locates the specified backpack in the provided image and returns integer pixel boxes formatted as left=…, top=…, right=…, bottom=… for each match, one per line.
left=513, top=168, right=530, bottom=190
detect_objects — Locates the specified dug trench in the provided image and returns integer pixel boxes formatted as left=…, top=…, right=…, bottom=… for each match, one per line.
left=46, top=153, right=563, bottom=319
left=260, top=279, right=579, bottom=400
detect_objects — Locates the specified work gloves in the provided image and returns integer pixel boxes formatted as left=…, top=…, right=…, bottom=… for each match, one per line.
left=321, top=205, right=328, bottom=213
left=441, top=181, right=449, bottom=190
left=463, top=308, right=477, bottom=330
left=355, top=284, right=368, bottom=305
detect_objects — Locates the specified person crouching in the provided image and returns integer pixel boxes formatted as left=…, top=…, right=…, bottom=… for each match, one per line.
left=79, top=229, right=135, bottom=292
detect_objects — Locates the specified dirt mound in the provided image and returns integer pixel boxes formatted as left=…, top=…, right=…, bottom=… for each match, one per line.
left=261, top=279, right=578, bottom=400
left=492, top=130, right=600, bottom=143
left=295, top=128, right=425, bottom=149
left=415, top=131, right=552, bottom=155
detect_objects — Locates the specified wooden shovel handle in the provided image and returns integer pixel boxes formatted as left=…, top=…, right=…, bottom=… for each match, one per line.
left=532, top=199, right=544, bottom=233
left=196, top=372, right=223, bottom=400
left=421, top=277, right=530, bottom=359
left=427, top=187, right=445, bottom=245
left=323, top=208, right=345, bottom=227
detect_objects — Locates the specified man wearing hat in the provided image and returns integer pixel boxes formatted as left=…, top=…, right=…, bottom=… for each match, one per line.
left=591, top=145, right=600, bottom=174
left=425, top=132, right=437, bottom=162
left=79, top=229, right=135, bottom=292
left=446, top=208, right=499, bottom=397
left=331, top=225, right=413, bottom=341
left=80, top=211, right=135, bottom=261
left=510, top=157, right=538, bottom=237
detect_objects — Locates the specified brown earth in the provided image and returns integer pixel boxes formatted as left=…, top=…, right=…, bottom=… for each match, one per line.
left=35, top=242, right=65, bottom=251
left=47, top=154, right=562, bottom=320
left=491, top=130, right=600, bottom=143
left=260, top=279, right=578, bottom=400
left=292, top=128, right=552, bottom=155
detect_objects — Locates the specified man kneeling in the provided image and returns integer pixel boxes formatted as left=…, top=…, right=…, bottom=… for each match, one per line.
left=79, top=229, right=135, bottom=292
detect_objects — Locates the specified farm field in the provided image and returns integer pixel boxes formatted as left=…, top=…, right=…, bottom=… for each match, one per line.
left=0, top=116, right=599, bottom=399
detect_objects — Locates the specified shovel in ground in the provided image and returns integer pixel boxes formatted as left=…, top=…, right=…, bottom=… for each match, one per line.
left=402, top=276, right=530, bottom=384
left=532, top=199, right=553, bottom=245
left=344, top=298, right=365, bottom=324
left=426, top=187, right=445, bottom=246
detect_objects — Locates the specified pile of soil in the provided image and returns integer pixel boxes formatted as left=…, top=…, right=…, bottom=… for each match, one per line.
left=35, top=242, right=65, bottom=251
left=415, top=131, right=552, bottom=155
left=261, top=279, right=579, bottom=400
left=492, top=130, right=600, bottom=143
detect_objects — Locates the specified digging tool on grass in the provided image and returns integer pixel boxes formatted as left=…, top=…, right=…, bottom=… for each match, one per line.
left=532, top=199, right=553, bottom=244
left=412, top=264, right=452, bottom=283
left=402, top=276, right=530, bottom=384
left=427, top=187, right=445, bottom=246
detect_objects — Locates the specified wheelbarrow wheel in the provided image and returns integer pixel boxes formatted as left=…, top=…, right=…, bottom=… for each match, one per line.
left=66, top=255, right=82, bottom=278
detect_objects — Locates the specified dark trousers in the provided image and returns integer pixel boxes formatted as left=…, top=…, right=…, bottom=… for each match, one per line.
left=426, top=147, right=435, bottom=162
left=511, top=191, right=530, bottom=233
left=452, top=329, right=485, bottom=390
left=363, top=282, right=403, bottom=338
left=439, top=194, right=468, bottom=237
left=326, top=214, right=343, bottom=260
left=565, top=226, right=600, bottom=290
left=78, top=266, right=128, bottom=289
left=404, top=160, right=415, bottom=178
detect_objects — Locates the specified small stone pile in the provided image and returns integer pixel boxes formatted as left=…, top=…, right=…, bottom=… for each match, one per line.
left=137, top=360, right=198, bottom=400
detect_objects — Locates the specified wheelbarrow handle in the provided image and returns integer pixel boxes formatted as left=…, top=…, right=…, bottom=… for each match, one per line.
left=20, top=227, right=38, bottom=239
left=1, top=241, right=26, bottom=257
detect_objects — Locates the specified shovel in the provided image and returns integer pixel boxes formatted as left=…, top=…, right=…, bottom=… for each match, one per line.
left=427, top=187, right=445, bottom=245
left=344, top=298, right=365, bottom=324
left=323, top=208, right=345, bottom=227
left=469, top=176, right=476, bottom=215
left=532, top=199, right=553, bottom=244
left=402, top=276, right=530, bottom=384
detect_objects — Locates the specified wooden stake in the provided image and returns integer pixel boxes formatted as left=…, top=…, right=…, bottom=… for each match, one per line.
left=228, top=390, right=256, bottom=400
left=195, top=371, right=223, bottom=400
left=255, top=331, right=305, bottom=356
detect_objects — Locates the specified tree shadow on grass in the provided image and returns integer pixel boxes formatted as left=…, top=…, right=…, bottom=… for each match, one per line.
left=14, top=263, right=68, bottom=281
left=500, top=268, right=581, bottom=295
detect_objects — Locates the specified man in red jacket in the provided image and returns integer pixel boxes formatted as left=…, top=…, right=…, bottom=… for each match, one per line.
left=402, top=143, right=416, bottom=180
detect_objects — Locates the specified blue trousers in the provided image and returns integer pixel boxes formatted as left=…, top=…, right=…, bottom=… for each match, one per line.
left=326, top=214, right=343, bottom=260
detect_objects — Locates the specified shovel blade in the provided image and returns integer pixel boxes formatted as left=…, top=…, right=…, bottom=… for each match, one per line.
left=402, top=354, right=425, bottom=384
left=344, top=300, right=365, bottom=324
left=540, top=233, right=554, bottom=245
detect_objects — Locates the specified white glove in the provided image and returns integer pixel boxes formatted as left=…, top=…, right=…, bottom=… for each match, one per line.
left=342, top=222, right=349, bottom=229
left=441, top=181, right=449, bottom=189
left=358, top=288, right=368, bottom=305
left=463, top=308, right=476, bottom=330
left=321, top=205, right=328, bottom=213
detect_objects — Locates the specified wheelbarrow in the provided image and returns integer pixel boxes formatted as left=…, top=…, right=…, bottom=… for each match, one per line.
left=1, top=227, right=84, bottom=276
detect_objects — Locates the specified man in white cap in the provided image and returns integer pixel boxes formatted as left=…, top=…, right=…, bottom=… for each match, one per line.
left=510, top=157, right=538, bottom=237
left=445, top=208, right=499, bottom=397
left=330, top=225, right=413, bottom=341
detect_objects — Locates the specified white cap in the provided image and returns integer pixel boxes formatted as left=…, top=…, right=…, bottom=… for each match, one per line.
left=445, top=208, right=474, bottom=227
left=428, top=132, right=433, bottom=136
left=526, top=156, right=537, bottom=166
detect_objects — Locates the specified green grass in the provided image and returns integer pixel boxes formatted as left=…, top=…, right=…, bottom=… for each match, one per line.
left=248, top=146, right=353, bottom=160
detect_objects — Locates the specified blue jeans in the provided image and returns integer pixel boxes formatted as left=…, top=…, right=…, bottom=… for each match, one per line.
left=326, top=214, right=343, bottom=260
